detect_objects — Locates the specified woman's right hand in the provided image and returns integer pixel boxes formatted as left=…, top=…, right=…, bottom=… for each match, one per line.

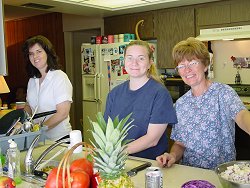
left=156, top=152, right=176, bottom=168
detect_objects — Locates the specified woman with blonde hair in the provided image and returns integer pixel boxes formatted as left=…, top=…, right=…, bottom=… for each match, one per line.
left=104, top=40, right=177, bottom=159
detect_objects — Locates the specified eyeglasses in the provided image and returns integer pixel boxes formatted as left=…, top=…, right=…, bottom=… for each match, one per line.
left=124, top=56, right=147, bottom=63
left=175, top=61, right=200, bottom=71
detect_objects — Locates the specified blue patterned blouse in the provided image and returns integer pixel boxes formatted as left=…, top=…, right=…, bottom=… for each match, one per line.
left=171, top=82, right=246, bottom=169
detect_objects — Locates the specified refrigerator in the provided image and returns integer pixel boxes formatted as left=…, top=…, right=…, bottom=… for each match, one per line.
left=81, top=42, right=157, bottom=144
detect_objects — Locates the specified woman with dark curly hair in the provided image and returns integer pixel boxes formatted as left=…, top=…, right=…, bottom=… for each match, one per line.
left=22, top=35, right=73, bottom=141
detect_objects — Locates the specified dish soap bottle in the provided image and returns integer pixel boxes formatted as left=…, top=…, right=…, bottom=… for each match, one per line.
left=7, top=139, right=22, bottom=184
left=235, top=70, right=242, bottom=84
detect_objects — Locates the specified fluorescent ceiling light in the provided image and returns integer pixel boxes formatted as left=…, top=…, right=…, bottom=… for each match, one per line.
left=53, top=0, right=178, bottom=10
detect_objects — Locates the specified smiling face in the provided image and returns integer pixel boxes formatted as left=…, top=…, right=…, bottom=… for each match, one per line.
left=28, top=43, right=48, bottom=73
left=124, top=45, right=152, bottom=79
left=177, top=58, right=208, bottom=88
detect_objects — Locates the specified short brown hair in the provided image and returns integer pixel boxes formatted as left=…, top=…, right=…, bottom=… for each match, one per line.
left=172, top=37, right=210, bottom=77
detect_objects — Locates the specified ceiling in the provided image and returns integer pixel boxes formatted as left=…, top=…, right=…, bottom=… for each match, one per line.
left=4, top=0, right=223, bottom=21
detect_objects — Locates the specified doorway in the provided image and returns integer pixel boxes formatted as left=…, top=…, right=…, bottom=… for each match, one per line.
left=69, top=29, right=101, bottom=138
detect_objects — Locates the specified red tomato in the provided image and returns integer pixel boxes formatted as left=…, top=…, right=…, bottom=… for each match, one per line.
left=90, top=172, right=102, bottom=188
left=45, top=168, right=65, bottom=188
left=65, top=170, right=90, bottom=188
left=70, top=158, right=93, bottom=177
left=0, top=176, right=15, bottom=188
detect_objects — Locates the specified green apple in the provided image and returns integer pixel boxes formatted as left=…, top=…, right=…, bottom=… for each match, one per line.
left=0, top=176, right=16, bottom=188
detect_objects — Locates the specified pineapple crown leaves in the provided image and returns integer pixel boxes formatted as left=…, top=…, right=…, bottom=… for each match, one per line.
left=89, top=112, right=135, bottom=178
left=90, top=112, right=134, bottom=147
left=95, top=112, right=107, bottom=132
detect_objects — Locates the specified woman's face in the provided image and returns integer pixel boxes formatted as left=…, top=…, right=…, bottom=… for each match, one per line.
left=28, top=43, right=48, bottom=72
left=124, top=45, right=152, bottom=79
left=176, top=58, right=208, bottom=87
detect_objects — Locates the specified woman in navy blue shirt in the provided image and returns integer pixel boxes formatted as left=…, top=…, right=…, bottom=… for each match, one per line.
left=104, top=40, right=177, bottom=159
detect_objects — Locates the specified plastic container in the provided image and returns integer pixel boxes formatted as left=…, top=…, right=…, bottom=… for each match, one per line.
left=0, top=126, right=47, bottom=154
left=96, top=36, right=102, bottom=44
left=124, top=33, right=131, bottom=42
left=108, top=35, right=114, bottom=43
left=130, top=34, right=135, bottom=40
left=114, top=35, right=119, bottom=43
left=102, top=36, right=108, bottom=44
left=7, top=139, right=22, bottom=184
left=118, top=34, right=124, bottom=42
left=91, top=36, right=96, bottom=44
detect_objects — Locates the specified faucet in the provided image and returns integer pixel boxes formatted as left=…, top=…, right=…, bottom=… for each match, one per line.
left=24, top=135, right=70, bottom=176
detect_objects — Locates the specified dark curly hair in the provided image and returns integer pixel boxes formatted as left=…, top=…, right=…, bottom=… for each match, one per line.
left=22, top=35, right=61, bottom=78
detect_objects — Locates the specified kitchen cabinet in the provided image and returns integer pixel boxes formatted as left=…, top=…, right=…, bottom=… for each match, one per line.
left=196, top=0, right=250, bottom=33
left=154, top=7, right=195, bottom=68
left=129, top=11, right=154, bottom=39
left=196, top=3, right=231, bottom=27
left=231, top=0, right=250, bottom=23
left=104, top=15, right=131, bottom=35
left=104, top=11, right=154, bottom=39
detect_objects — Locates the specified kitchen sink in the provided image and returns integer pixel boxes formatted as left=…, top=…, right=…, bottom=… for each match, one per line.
left=18, top=160, right=60, bottom=188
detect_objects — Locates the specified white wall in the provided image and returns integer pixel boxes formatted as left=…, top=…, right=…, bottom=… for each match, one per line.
left=212, top=40, right=250, bottom=84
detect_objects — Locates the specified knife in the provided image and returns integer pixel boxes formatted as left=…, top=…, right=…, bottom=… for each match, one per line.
left=127, top=162, right=152, bottom=177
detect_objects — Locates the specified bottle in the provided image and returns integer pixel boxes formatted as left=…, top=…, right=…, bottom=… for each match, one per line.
left=6, top=139, right=22, bottom=184
left=235, top=71, right=242, bottom=84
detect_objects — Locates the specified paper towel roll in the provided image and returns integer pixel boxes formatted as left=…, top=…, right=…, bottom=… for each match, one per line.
left=69, top=130, right=83, bottom=153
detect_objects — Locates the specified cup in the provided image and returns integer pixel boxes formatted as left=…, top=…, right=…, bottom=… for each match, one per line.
left=96, top=36, right=102, bottom=44
left=69, top=130, right=83, bottom=153
left=124, top=33, right=131, bottom=42
left=118, top=34, right=124, bottom=42
left=108, top=35, right=114, bottom=43
left=16, top=102, right=26, bottom=109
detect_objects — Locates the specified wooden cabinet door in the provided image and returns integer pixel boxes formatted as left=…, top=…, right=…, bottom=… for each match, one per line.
left=196, top=3, right=231, bottom=27
left=231, top=0, right=250, bottom=23
left=104, top=11, right=154, bottom=39
left=104, top=15, right=132, bottom=35
left=155, top=8, right=195, bottom=68
left=129, top=11, right=154, bottom=39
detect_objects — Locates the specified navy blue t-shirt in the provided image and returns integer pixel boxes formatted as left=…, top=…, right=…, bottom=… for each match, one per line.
left=104, top=78, right=177, bottom=159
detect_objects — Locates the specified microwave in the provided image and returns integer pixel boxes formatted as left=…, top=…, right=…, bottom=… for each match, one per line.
left=163, top=78, right=190, bottom=103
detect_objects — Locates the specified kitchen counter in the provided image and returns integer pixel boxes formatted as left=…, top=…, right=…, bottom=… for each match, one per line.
left=17, top=142, right=223, bottom=187
left=240, top=96, right=250, bottom=110
left=126, top=156, right=222, bottom=188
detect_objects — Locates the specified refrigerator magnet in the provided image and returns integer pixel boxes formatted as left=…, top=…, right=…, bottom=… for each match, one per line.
left=120, top=56, right=124, bottom=66
left=115, top=65, right=121, bottom=72
left=117, top=69, right=121, bottom=76
left=109, top=48, right=113, bottom=55
left=101, top=49, right=105, bottom=55
left=122, top=67, right=128, bottom=75
left=113, top=47, right=118, bottom=55
left=119, top=45, right=126, bottom=54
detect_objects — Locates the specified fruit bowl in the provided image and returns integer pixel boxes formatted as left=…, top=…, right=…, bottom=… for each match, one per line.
left=215, top=161, right=250, bottom=188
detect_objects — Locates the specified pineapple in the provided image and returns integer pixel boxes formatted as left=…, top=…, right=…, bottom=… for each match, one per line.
left=89, top=112, right=135, bottom=188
